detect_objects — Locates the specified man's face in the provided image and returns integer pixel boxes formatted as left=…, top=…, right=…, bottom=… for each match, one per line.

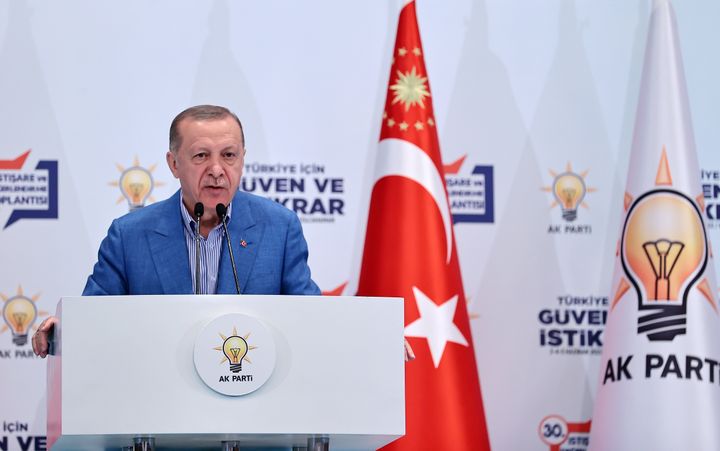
left=166, top=117, right=244, bottom=221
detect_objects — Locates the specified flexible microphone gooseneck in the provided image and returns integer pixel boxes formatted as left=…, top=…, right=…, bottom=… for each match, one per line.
left=216, top=203, right=241, bottom=294
left=193, top=202, right=204, bottom=295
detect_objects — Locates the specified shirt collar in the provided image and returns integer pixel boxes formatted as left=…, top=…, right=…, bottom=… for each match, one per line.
left=179, top=192, right=232, bottom=234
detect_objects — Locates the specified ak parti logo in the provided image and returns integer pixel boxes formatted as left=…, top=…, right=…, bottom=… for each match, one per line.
left=193, top=313, right=276, bottom=396
left=109, top=156, right=164, bottom=212
left=613, top=148, right=714, bottom=341
left=1, top=286, right=48, bottom=347
left=542, top=162, right=596, bottom=222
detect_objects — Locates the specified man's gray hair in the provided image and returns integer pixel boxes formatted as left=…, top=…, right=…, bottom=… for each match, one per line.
left=169, top=105, right=245, bottom=153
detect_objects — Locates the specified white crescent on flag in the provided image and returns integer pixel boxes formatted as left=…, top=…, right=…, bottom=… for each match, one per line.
left=373, top=138, right=453, bottom=264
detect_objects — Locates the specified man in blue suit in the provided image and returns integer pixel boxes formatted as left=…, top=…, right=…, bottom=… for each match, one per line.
left=82, top=190, right=318, bottom=296
left=33, top=105, right=320, bottom=357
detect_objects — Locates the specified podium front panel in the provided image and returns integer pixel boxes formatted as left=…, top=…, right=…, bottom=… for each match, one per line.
left=47, top=295, right=405, bottom=450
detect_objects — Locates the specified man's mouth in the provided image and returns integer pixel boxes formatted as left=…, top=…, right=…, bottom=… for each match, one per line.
left=202, top=185, right=226, bottom=196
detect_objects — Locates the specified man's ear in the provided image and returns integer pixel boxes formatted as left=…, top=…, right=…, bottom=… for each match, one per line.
left=166, top=151, right=179, bottom=178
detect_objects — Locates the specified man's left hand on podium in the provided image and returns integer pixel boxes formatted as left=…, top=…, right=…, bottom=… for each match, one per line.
left=404, top=338, right=415, bottom=362
left=32, top=316, right=58, bottom=358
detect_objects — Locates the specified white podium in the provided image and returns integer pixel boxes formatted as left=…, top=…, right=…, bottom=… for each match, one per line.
left=47, top=295, right=405, bottom=450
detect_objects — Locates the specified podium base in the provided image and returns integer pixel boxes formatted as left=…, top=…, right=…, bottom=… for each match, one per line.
left=133, top=436, right=155, bottom=451
left=221, top=440, right=240, bottom=451
left=308, top=435, right=329, bottom=451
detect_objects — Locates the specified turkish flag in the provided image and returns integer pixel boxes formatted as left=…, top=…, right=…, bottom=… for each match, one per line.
left=356, top=1, right=491, bottom=450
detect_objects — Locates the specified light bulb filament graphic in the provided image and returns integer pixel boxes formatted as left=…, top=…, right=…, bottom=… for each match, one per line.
left=128, top=183, right=144, bottom=201
left=11, top=312, right=28, bottom=332
left=642, top=239, right=684, bottom=300
left=561, top=188, right=576, bottom=208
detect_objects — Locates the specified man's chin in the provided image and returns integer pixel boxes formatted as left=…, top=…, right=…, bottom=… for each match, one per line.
left=200, top=192, right=231, bottom=208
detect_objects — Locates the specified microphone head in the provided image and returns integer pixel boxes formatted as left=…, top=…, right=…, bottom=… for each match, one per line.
left=194, top=202, right=204, bottom=218
left=215, top=203, right=227, bottom=219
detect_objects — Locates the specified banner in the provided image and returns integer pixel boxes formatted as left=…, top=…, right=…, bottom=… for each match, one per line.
left=590, top=1, right=720, bottom=449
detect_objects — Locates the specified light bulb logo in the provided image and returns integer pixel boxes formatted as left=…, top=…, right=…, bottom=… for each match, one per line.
left=195, top=314, right=276, bottom=396
left=2, top=295, right=37, bottom=346
left=553, top=172, right=586, bottom=222
left=1, top=286, right=47, bottom=347
left=621, top=189, right=707, bottom=341
left=214, top=326, right=257, bottom=373
left=541, top=163, right=595, bottom=222
left=223, top=335, right=248, bottom=373
left=119, top=166, right=153, bottom=210
left=109, top=157, right=164, bottom=212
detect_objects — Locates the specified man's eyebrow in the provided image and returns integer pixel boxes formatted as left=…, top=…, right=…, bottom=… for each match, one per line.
left=190, top=143, right=240, bottom=153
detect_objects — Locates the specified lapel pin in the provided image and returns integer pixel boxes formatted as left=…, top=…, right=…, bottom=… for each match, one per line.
left=240, top=239, right=247, bottom=248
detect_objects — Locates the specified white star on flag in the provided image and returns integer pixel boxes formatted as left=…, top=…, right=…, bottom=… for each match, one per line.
left=404, top=286, right=469, bottom=368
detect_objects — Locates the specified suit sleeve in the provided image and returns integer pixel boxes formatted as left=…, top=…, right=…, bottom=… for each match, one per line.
left=281, top=213, right=321, bottom=295
left=82, top=219, right=129, bottom=296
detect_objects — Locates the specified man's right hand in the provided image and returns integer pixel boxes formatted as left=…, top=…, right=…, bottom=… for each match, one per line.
left=32, top=316, right=58, bottom=358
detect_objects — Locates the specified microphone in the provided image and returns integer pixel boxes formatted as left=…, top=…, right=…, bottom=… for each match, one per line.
left=216, top=203, right=240, bottom=294
left=194, top=202, right=204, bottom=295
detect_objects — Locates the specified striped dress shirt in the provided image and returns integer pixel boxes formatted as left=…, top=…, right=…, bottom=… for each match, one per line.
left=180, top=197, right=232, bottom=295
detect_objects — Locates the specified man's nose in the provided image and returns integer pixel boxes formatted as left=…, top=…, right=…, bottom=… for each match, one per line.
left=207, top=155, right=224, bottom=177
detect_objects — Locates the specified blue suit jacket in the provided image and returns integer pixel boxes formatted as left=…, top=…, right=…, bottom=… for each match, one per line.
left=83, top=190, right=320, bottom=296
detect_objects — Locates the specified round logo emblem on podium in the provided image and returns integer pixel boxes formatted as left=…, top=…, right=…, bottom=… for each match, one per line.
left=194, top=313, right=276, bottom=396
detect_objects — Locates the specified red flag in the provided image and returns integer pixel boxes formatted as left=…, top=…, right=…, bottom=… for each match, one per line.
left=356, top=2, right=491, bottom=449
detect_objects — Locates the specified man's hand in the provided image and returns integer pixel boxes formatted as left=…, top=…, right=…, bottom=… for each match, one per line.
left=32, top=316, right=58, bottom=358
left=404, top=338, right=415, bottom=362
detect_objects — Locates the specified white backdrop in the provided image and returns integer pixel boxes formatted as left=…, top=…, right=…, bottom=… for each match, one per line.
left=1, top=1, right=720, bottom=450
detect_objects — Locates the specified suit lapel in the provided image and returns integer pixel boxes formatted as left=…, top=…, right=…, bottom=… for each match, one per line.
left=217, top=193, right=264, bottom=294
left=148, top=190, right=193, bottom=294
